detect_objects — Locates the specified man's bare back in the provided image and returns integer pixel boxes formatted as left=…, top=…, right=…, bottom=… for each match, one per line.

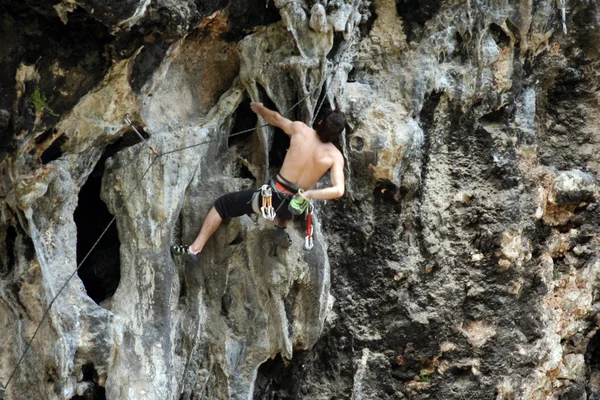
left=250, top=103, right=345, bottom=200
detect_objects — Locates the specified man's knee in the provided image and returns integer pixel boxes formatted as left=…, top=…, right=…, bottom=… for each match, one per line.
left=213, top=195, right=229, bottom=219
left=213, top=189, right=256, bottom=219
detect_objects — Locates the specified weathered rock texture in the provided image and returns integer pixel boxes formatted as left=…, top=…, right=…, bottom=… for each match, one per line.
left=2, top=0, right=600, bottom=399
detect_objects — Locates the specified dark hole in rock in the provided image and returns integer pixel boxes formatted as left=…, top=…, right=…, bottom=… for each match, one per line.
left=328, top=32, right=346, bottom=61
left=453, top=31, right=470, bottom=63
left=73, top=134, right=145, bottom=304
left=173, top=209, right=183, bottom=253
left=35, top=128, right=55, bottom=145
left=489, top=23, right=510, bottom=48
left=24, top=239, right=36, bottom=262
left=3, top=225, right=16, bottom=275
left=106, top=130, right=145, bottom=157
left=229, top=98, right=257, bottom=148
left=587, top=329, right=600, bottom=372
left=70, top=363, right=106, bottom=400
left=481, top=105, right=509, bottom=124
left=269, top=127, right=290, bottom=172
left=359, top=0, right=378, bottom=37
left=254, top=353, right=287, bottom=387
left=129, top=42, right=170, bottom=93
left=179, top=276, right=187, bottom=300
left=255, top=84, right=289, bottom=172
left=374, top=181, right=400, bottom=205
left=237, top=163, right=255, bottom=182
left=447, top=364, right=473, bottom=377
left=221, top=292, right=231, bottom=317
left=347, top=66, right=356, bottom=82
left=226, top=0, right=281, bottom=41
left=229, top=232, right=244, bottom=246
left=41, top=134, right=68, bottom=164
left=395, top=0, right=442, bottom=42
left=46, top=367, right=57, bottom=383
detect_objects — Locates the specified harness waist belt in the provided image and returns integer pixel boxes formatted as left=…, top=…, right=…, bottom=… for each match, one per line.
left=274, top=181, right=295, bottom=195
left=272, top=173, right=300, bottom=194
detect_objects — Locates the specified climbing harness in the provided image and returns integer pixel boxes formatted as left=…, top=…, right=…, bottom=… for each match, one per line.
left=304, top=204, right=314, bottom=250
left=0, top=385, right=5, bottom=400
left=260, top=184, right=276, bottom=220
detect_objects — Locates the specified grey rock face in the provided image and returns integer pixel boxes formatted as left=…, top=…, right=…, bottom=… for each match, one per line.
left=2, top=0, right=600, bottom=399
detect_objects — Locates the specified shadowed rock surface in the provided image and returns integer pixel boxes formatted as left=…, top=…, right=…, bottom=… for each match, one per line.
left=1, top=0, right=600, bottom=399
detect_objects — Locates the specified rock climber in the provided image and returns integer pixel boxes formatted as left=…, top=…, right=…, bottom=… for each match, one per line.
left=170, top=102, right=346, bottom=262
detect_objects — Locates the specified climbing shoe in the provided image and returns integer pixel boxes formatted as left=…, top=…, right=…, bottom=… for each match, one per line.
left=170, top=244, right=200, bottom=263
left=272, top=226, right=292, bottom=248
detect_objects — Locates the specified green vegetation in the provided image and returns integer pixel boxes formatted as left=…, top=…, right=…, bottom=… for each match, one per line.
left=29, top=86, right=59, bottom=117
left=419, top=371, right=432, bottom=382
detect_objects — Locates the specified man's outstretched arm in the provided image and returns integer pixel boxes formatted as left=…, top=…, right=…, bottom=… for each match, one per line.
left=250, top=102, right=303, bottom=135
left=304, top=154, right=345, bottom=200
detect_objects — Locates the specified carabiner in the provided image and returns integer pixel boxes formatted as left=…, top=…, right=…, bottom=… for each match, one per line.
left=260, top=185, right=275, bottom=220
left=304, top=235, right=314, bottom=250
left=261, top=206, right=276, bottom=220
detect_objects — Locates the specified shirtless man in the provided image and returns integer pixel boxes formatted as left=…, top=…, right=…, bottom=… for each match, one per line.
left=170, top=102, right=346, bottom=261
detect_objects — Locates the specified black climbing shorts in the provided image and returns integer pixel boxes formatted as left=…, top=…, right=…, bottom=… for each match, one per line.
left=214, top=187, right=293, bottom=221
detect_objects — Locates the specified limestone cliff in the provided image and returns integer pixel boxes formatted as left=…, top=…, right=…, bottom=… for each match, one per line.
left=1, top=0, right=600, bottom=399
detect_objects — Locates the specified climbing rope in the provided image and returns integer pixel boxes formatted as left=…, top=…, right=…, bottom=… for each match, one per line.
left=124, top=115, right=159, bottom=156
left=0, top=76, right=332, bottom=393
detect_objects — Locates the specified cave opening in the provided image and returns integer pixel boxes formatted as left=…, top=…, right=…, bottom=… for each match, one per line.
left=268, top=125, right=290, bottom=172
left=254, top=353, right=296, bottom=398
left=254, top=84, right=289, bottom=173
left=41, top=134, right=68, bottom=164
left=226, top=0, right=281, bottom=40
left=237, top=162, right=255, bottom=181
left=489, top=23, right=510, bottom=48
left=70, top=363, right=106, bottom=400
left=229, top=98, right=257, bottom=148
left=395, top=0, right=442, bottom=42
left=480, top=104, right=510, bottom=124
left=74, top=131, right=142, bottom=304
left=328, top=32, right=346, bottom=61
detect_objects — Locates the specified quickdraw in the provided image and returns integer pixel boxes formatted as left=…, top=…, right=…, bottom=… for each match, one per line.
left=260, top=185, right=276, bottom=220
left=304, top=204, right=314, bottom=250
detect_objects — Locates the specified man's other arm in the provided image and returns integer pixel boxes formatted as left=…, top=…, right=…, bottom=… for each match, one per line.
left=304, top=153, right=345, bottom=200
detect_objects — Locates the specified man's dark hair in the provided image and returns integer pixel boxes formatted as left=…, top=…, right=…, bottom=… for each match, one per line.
left=316, top=111, right=346, bottom=143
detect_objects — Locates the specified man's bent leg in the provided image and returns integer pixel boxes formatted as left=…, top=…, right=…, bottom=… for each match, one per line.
left=189, top=206, right=222, bottom=254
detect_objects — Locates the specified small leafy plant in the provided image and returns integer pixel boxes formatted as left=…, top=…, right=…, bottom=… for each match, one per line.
left=420, top=371, right=432, bottom=382
left=29, top=86, right=59, bottom=117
